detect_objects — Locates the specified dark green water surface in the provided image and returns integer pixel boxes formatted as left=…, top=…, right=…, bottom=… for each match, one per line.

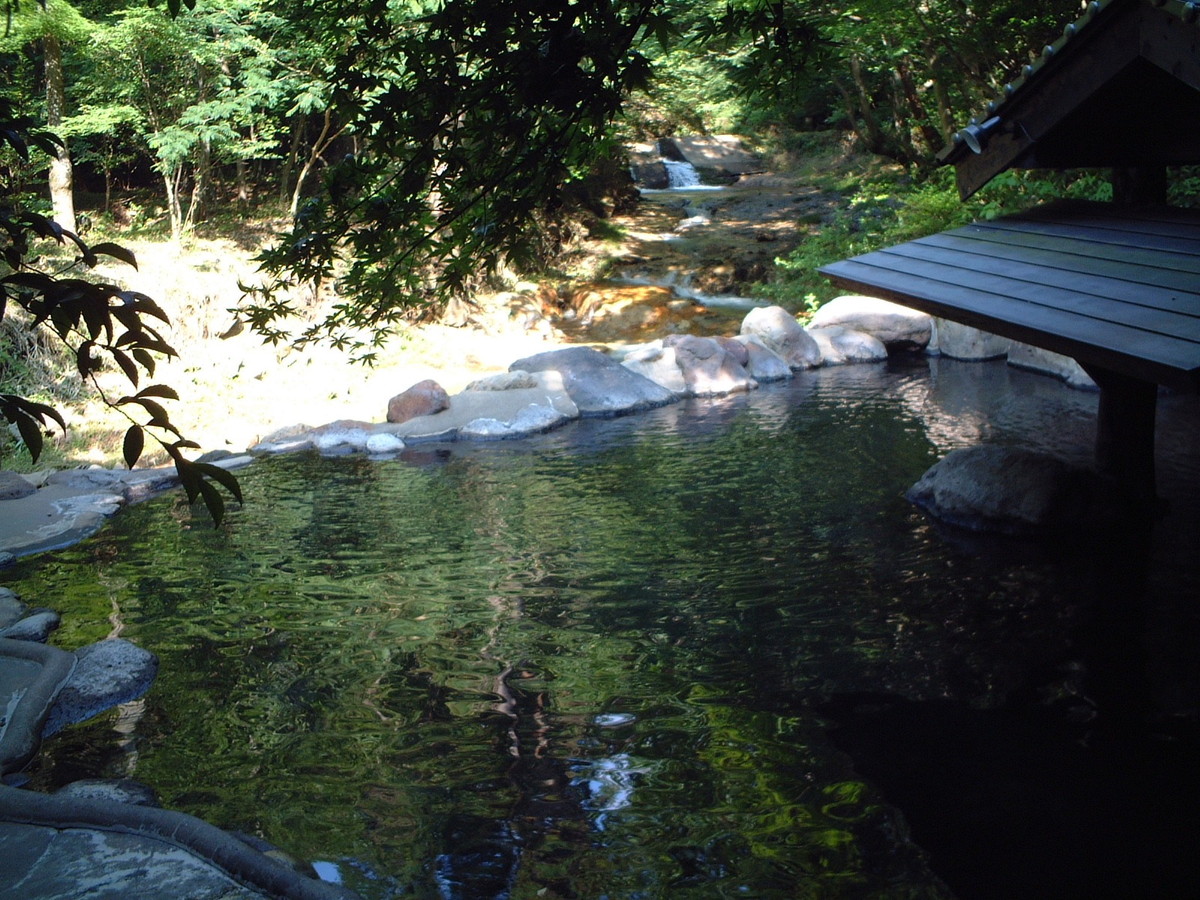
left=6, top=359, right=1200, bottom=899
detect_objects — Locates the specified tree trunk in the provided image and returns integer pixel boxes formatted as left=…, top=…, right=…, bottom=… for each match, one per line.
left=279, top=113, right=304, bottom=207
left=894, top=55, right=944, bottom=158
left=290, top=107, right=344, bottom=220
left=185, top=139, right=211, bottom=233
left=163, top=167, right=184, bottom=241
left=235, top=155, right=250, bottom=208
left=43, top=32, right=76, bottom=234
left=847, top=56, right=887, bottom=156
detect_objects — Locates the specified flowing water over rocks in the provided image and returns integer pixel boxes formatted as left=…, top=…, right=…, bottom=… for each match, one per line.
left=554, top=176, right=842, bottom=346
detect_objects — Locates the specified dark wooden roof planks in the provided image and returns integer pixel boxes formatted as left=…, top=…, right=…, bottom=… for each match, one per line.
left=820, top=200, right=1200, bottom=392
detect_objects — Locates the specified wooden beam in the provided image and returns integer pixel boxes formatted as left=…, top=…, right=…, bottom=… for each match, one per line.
left=1112, top=166, right=1168, bottom=205
left=1081, top=364, right=1160, bottom=502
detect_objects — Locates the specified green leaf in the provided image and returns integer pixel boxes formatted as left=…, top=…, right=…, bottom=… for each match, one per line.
left=123, top=425, right=145, bottom=469
left=76, top=342, right=97, bottom=378
left=196, top=479, right=226, bottom=526
left=1, top=127, right=29, bottom=160
left=110, top=348, right=140, bottom=387
left=2, top=271, right=56, bottom=292
left=135, top=384, right=180, bottom=401
left=192, top=461, right=244, bottom=504
left=89, top=242, right=139, bottom=270
left=14, top=412, right=44, bottom=463
left=132, top=349, right=157, bottom=376
left=17, top=399, right=67, bottom=433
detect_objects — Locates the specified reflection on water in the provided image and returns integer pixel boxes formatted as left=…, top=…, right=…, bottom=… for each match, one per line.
left=6, top=359, right=1199, bottom=899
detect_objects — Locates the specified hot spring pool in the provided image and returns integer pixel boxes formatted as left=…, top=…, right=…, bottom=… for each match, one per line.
left=6, top=358, right=1199, bottom=898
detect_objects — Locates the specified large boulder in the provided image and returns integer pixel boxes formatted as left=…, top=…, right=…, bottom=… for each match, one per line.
left=663, top=334, right=756, bottom=396
left=664, top=135, right=764, bottom=178
left=1008, top=343, right=1097, bottom=390
left=43, top=639, right=158, bottom=737
left=0, top=609, right=61, bottom=643
left=808, top=325, right=888, bottom=366
left=932, top=318, right=1011, bottom=361
left=740, top=306, right=821, bottom=369
left=906, top=445, right=1109, bottom=537
left=509, top=347, right=676, bottom=417
left=809, top=296, right=932, bottom=351
left=387, top=379, right=450, bottom=424
left=630, top=162, right=669, bottom=190
left=733, top=335, right=792, bottom=382
left=621, top=343, right=688, bottom=396
left=714, top=336, right=750, bottom=368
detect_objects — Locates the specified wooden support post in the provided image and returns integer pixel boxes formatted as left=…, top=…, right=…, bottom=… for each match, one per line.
left=1111, top=166, right=1167, bottom=206
left=1082, top=365, right=1159, bottom=503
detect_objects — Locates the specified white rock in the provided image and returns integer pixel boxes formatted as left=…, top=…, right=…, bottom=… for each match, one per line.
left=740, top=305, right=821, bottom=369
left=460, top=403, right=571, bottom=439
left=365, top=433, right=406, bottom=454
left=733, top=334, right=792, bottom=382
left=808, top=325, right=888, bottom=365
left=809, top=295, right=932, bottom=349
left=465, top=370, right=540, bottom=391
left=1007, top=343, right=1097, bottom=390
left=933, top=318, right=1011, bottom=361
left=509, top=347, right=676, bottom=417
left=312, top=427, right=371, bottom=452
left=664, top=334, right=756, bottom=396
left=621, top=342, right=688, bottom=395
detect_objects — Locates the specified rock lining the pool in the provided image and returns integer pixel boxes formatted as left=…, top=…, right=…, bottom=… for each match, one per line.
left=0, top=298, right=1102, bottom=564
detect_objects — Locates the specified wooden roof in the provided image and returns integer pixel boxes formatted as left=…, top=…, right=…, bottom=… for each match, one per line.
left=940, top=0, right=1200, bottom=198
left=818, top=201, right=1200, bottom=392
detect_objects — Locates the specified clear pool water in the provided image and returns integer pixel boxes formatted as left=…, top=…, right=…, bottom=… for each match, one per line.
left=7, top=358, right=1199, bottom=899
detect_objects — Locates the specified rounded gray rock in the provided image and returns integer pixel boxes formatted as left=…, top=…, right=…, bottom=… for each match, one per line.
left=42, top=639, right=158, bottom=737
left=809, top=295, right=932, bottom=351
left=906, top=445, right=1108, bottom=536
left=0, top=610, right=61, bottom=643
left=510, top=347, right=676, bottom=417
left=740, top=305, right=821, bottom=369
left=0, top=589, right=24, bottom=629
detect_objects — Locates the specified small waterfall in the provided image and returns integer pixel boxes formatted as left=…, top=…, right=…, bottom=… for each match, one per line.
left=662, top=159, right=702, bottom=188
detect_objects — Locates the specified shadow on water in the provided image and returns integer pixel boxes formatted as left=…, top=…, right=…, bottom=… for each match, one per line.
left=822, top=517, right=1200, bottom=899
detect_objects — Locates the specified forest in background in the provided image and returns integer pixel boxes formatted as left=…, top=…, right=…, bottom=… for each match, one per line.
left=4, top=0, right=1197, bottom=497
